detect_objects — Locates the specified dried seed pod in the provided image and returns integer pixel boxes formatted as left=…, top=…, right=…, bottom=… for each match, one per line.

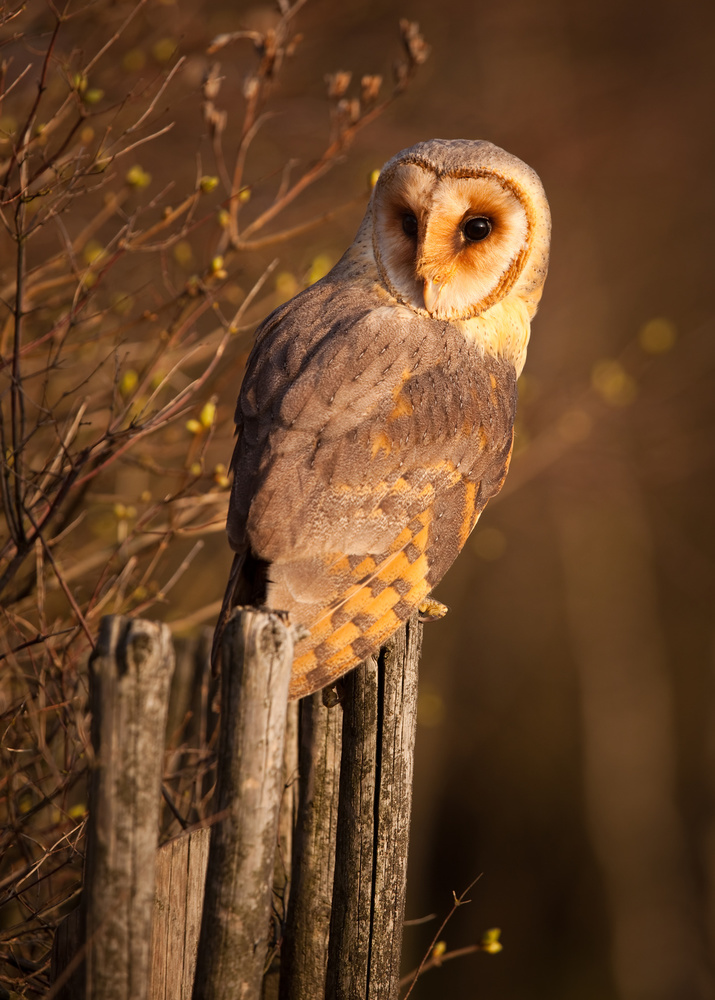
left=360, top=74, right=382, bottom=104
left=325, top=71, right=352, bottom=100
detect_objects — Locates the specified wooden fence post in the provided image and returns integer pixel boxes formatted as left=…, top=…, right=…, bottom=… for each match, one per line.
left=278, top=692, right=343, bottom=999
left=50, top=611, right=423, bottom=1000
left=191, top=609, right=294, bottom=1000
left=87, top=616, right=175, bottom=1000
left=325, top=615, right=422, bottom=1000
left=49, top=617, right=176, bottom=1000
left=150, top=826, right=211, bottom=1000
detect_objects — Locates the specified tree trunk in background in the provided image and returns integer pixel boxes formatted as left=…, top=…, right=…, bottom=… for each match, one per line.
left=551, top=453, right=712, bottom=1000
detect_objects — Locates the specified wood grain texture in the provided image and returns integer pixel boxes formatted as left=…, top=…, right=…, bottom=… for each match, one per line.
left=85, top=616, right=176, bottom=1000
left=275, top=700, right=300, bottom=925
left=279, top=693, right=343, bottom=1000
left=263, top=701, right=301, bottom=998
left=325, top=615, right=422, bottom=1000
left=150, top=828, right=210, bottom=1000
left=192, top=609, right=294, bottom=1000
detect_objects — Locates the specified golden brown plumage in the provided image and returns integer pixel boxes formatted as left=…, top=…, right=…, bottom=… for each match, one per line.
left=215, top=139, right=550, bottom=699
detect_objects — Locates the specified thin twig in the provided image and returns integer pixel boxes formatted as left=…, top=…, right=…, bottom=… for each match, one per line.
left=401, top=875, right=483, bottom=999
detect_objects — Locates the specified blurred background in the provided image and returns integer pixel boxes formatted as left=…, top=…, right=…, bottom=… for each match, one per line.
left=1, top=0, right=713, bottom=997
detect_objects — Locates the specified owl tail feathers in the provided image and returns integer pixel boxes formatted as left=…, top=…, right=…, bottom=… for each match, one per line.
left=210, top=551, right=246, bottom=675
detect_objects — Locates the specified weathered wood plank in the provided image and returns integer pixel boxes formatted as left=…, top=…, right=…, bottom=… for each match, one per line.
left=263, top=701, right=300, bottom=999
left=367, top=617, right=421, bottom=995
left=325, top=616, right=422, bottom=1000
left=275, top=700, right=300, bottom=926
left=191, top=609, right=294, bottom=1000
left=84, top=616, right=176, bottom=1000
left=150, top=827, right=211, bottom=1000
left=278, top=692, right=343, bottom=1000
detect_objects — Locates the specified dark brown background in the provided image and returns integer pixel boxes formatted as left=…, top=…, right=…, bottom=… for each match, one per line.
left=185, top=0, right=715, bottom=996
left=193, top=2, right=713, bottom=997
left=8, top=0, right=715, bottom=995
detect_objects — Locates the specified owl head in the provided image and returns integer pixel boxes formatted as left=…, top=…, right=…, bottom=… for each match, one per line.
left=368, top=138, right=550, bottom=323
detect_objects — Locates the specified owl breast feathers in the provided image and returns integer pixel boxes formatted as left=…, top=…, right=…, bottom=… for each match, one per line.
left=217, top=138, right=550, bottom=700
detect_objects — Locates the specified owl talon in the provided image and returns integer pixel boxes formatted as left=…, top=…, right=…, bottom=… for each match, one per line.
left=291, top=622, right=311, bottom=643
left=418, top=598, right=448, bottom=623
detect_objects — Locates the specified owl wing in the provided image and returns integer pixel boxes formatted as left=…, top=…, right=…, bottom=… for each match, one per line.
left=225, top=276, right=517, bottom=698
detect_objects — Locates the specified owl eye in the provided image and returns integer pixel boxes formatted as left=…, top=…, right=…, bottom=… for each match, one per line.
left=463, top=216, right=492, bottom=242
left=402, top=213, right=418, bottom=238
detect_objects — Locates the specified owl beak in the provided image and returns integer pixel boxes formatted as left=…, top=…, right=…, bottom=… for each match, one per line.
left=422, top=277, right=444, bottom=314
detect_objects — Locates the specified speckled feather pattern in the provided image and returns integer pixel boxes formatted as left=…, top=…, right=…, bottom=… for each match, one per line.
left=217, top=139, right=550, bottom=699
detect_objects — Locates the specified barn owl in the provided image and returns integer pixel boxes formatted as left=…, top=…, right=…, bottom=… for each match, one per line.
left=216, top=139, right=550, bottom=700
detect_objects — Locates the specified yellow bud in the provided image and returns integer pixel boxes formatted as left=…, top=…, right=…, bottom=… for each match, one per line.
left=189, top=461, right=202, bottom=476
left=68, top=803, right=87, bottom=819
left=432, top=941, right=447, bottom=959
left=217, top=208, right=231, bottom=228
left=119, top=369, right=139, bottom=396
left=173, top=240, right=193, bottom=267
left=200, top=175, right=219, bottom=193
left=84, top=88, right=104, bottom=105
left=308, top=253, right=332, bottom=285
left=210, top=255, right=227, bottom=279
left=152, top=38, right=177, bottom=64
left=126, top=165, right=151, bottom=188
left=481, top=928, right=503, bottom=954
left=0, top=115, right=17, bottom=141
left=238, top=187, right=251, bottom=203
left=83, top=240, right=104, bottom=265
left=113, top=503, right=127, bottom=519
left=199, top=401, right=216, bottom=428
left=186, top=419, right=202, bottom=435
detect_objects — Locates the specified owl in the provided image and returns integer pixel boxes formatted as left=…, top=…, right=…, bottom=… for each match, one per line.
left=216, top=139, right=550, bottom=700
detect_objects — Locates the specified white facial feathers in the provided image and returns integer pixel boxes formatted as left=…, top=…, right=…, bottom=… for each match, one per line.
left=370, top=139, right=550, bottom=324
